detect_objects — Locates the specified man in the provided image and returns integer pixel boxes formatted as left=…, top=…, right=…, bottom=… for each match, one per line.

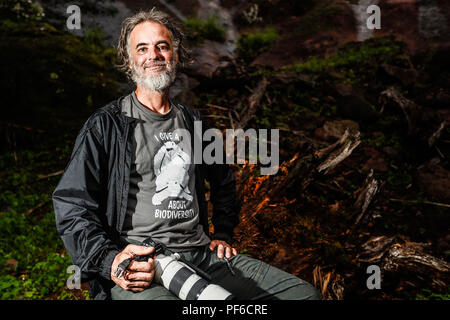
left=53, top=8, right=321, bottom=300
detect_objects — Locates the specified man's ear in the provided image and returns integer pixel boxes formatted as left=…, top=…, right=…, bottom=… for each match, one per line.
left=128, top=56, right=134, bottom=71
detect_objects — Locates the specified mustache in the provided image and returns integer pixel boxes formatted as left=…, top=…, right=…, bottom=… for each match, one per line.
left=143, top=61, right=169, bottom=68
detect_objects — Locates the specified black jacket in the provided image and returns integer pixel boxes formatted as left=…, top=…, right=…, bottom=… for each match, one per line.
left=52, top=96, right=240, bottom=299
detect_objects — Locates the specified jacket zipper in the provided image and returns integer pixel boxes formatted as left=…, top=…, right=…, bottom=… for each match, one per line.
left=118, top=121, right=130, bottom=232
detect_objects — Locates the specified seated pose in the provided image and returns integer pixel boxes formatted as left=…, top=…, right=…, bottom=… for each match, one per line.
left=53, top=8, right=321, bottom=300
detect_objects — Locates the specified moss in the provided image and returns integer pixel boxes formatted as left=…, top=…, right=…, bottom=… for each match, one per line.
left=383, top=169, right=413, bottom=192
left=237, top=27, right=279, bottom=63
left=284, top=36, right=404, bottom=85
left=184, top=16, right=226, bottom=45
left=294, top=0, right=343, bottom=38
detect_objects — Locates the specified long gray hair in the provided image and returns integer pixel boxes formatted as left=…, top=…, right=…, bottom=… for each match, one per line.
left=116, top=8, right=191, bottom=80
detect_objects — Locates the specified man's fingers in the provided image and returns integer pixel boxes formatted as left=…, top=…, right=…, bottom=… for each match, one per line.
left=122, top=280, right=150, bottom=290
left=217, top=244, right=224, bottom=259
left=225, top=246, right=233, bottom=259
left=209, top=242, right=217, bottom=251
left=126, top=244, right=154, bottom=256
left=119, top=277, right=152, bottom=291
left=128, top=259, right=154, bottom=272
left=126, top=270, right=155, bottom=282
left=127, top=280, right=151, bottom=289
left=209, top=240, right=238, bottom=259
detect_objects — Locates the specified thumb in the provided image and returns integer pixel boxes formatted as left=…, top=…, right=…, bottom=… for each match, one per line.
left=126, top=244, right=155, bottom=256
left=209, top=241, right=218, bottom=251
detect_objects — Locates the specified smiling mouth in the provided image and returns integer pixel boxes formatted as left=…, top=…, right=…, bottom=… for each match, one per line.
left=144, top=64, right=166, bottom=71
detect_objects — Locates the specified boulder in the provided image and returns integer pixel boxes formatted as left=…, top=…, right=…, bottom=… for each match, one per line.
left=185, top=40, right=234, bottom=79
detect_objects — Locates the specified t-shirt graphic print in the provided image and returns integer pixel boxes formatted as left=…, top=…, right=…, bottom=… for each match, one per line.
left=120, top=93, right=210, bottom=251
left=152, top=140, right=193, bottom=206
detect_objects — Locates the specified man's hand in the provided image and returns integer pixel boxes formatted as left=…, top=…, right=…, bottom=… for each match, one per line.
left=111, top=244, right=155, bottom=293
left=209, top=240, right=238, bottom=259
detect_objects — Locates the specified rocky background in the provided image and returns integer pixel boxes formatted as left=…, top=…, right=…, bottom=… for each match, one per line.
left=0, top=0, right=448, bottom=300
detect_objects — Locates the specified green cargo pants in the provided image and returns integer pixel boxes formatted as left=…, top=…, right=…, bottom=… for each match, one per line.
left=111, top=243, right=321, bottom=300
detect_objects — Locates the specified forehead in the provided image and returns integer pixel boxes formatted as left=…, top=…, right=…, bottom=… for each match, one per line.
left=129, top=21, right=173, bottom=46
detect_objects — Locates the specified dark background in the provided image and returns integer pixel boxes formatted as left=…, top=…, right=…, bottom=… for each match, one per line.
left=0, top=0, right=449, bottom=300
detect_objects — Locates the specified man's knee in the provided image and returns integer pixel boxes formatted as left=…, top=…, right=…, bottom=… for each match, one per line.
left=276, top=278, right=322, bottom=300
left=111, top=283, right=179, bottom=300
left=294, top=281, right=322, bottom=300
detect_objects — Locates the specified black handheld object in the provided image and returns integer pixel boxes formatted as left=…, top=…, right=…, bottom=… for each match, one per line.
left=114, top=238, right=162, bottom=278
left=139, top=237, right=212, bottom=281
left=132, top=237, right=164, bottom=262
left=113, top=237, right=233, bottom=300
left=115, top=237, right=212, bottom=281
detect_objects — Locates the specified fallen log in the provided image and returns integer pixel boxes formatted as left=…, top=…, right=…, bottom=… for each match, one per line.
left=316, top=129, right=361, bottom=174
left=269, top=128, right=361, bottom=201
left=380, top=86, right=421, bottom=135
left=383, top=241, right=450, bottom=274
left=237, top=77, right=268, bottom=129
left=354, top=169, right=380, bottom=225
left=358, top=236, right=449, bottom=290
left=428, top=120, right=447, bottom=147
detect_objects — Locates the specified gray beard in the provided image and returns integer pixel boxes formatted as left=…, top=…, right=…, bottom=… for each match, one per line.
left=131, top=60, right=176, bottom=92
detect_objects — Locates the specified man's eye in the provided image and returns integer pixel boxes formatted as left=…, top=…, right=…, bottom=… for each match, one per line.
left=158, top=45, right=169, bottom=51
left=138, top=47, right=147, bottom=53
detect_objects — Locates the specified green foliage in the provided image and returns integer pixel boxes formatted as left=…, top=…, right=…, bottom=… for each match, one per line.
left=415, top=288, right=450, bottom=300
left=286, top=36, right=403, bottom=84
left=184, top=16, right=226, bottom=45
left=294, top=0, right=342, bottom=38
left=385, top=169, right=413, bottom=189
left=0, top=143, right=78, bottom=300
left=0, top=0, right=45, bottom=22
left=237, top=27, right=279, bottom=62
left=83, top=27, right=106, bottom=51
left=239, top=248, right=251, bottom=257
left=0, top=208, right=73, bottom=299
left=364, top=133, right=402, bottom=150
left=58, top=289, right=91, bottom=300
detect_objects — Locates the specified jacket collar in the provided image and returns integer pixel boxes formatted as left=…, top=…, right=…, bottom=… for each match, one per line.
left=106, top=95, right=137, bottom=125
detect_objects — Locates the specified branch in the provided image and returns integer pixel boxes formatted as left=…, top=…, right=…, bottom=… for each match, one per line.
left=24, top=199, right=51, bottom=215
left=36, top=170, right=64, bottom=181
left=237, top=77, right=268, bottom=129
left=380, top=86, right=421, bottom=135
left=354, top=169, right=380, bottom=225
left=390, top=198, right=450, bottom=208
left=317, top=129, right=361, bottom=174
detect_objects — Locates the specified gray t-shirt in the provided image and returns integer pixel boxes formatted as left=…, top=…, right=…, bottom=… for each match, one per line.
left=120, top=92, right=210, bottom=251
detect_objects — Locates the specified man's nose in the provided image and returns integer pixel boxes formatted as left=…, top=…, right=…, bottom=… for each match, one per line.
left=147, top=46, right=162, bottom=60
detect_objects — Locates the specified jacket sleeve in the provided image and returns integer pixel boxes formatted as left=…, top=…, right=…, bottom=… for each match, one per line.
left=205, top=162, right=241, bottom=245
left=198, top=112, right=241, bottom=244
left=52, top=116, right=120, bottom=282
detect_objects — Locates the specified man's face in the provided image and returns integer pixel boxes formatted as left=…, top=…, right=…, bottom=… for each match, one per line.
left=128, top=21, right=178, bottom=91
